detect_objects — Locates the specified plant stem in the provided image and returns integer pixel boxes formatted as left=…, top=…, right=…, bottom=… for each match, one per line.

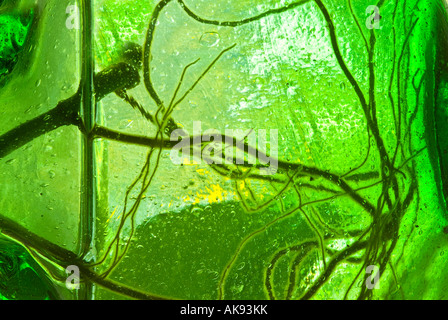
left=0, top=62, right=140, bottom=160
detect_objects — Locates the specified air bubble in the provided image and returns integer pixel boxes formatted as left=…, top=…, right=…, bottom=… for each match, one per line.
left=49, top=170, right=56, bottom=179
left=236, top=262, right=246, bottom=270
left=200, top=32, right=220, bottom=47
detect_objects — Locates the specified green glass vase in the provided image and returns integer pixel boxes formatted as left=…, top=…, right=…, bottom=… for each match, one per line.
left=0, top=0, right=448, bottom=300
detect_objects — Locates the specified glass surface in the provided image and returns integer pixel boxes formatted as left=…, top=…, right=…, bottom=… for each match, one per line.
left=1, top=0, right=448, bottom=300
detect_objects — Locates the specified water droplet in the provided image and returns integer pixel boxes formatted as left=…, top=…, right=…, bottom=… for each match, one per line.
left=236, top=262, right=246, bottom=270
left=189, top=100, right=198, bottom=108
left=48, top=170, right=56, bottom=179
left=191, top=207, right=204, bottom=217
left=200, top=32, right=220, bottom=47
left=164, top=11, right=175, bottom=23
left=232, top=283, right=244, bottom=293
left=119, top=119, right=133, bottom=129
left=35, top=79, right=41, bottom=87
left=24, top=105, right=40, bottom=114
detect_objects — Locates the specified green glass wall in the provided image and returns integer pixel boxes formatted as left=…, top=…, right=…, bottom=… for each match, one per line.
left=1, top=0, right=448, bottom=300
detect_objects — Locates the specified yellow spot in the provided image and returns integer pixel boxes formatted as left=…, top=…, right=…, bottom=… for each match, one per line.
left=196, top=168, right=210, bottom=176
left=206, top=184, right=225, bottom=203
left=106, top=206, right=118, bottom=223
left=182, top=184, right=235, bottom=205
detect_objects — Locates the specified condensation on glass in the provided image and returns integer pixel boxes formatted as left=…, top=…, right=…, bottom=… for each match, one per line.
left=0, top=0, right=448, bottom=300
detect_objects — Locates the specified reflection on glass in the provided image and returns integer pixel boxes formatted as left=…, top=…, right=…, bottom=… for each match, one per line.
left=1, top=0, right=448, bottom=300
